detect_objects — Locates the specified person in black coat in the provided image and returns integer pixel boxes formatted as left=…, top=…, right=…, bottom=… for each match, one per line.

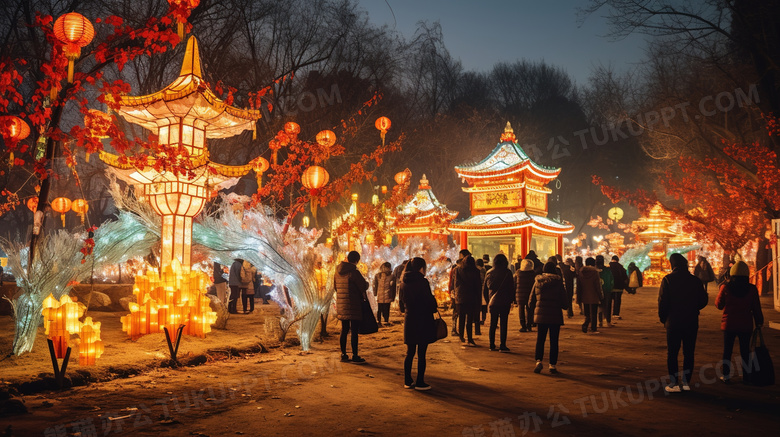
left=658, top=253, right=709, bottom=392
left=483, top=254, right=515, bottom=352
left=455, top=256, right=482, bottom=346
left=609, top=255, right=629, bottom=320
left=514, top=259, right=536, bottom=332
left=562, top=258, right=576, bottom=318
left=399, top=257, right=438, bottom=391
left=529, top=261, right=568, bottom=374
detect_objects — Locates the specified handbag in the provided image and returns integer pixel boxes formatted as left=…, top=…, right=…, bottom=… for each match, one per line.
left=359, top=300, right=378, bottom=334
left=745, top=327, right=774, bottom=386
left=628, top=271, right=639, bottom=288
left=432, top=311, right=447, bottom=342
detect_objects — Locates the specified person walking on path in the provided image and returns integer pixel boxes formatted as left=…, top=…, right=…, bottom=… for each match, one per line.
left=525, top=250, right=543, bottom=275
left=455, top=256, right=482, bottom=346
left=373, top=262, right=394, bottom=326
left=240, top=260, right=257, bottom=313
left=658, top=253, right=709, bottom=392
left=595, top=255, right=615, bottom=328
left=574, top=256, right=584, bottom=315
left=335, top=251, right=370, bottom=364
left=448, top=249, right=471, bottom=336
left=576, top=257, right=603, bottom=334
left=627, top=262, right=643, bottom=294
left=530, top=261, right=568, bottom=374
left=694, top=255, right=717, bottom=291
left=515, top=259, right=536, bottom=332
left=609, top=256, right=629, bottom=320
left=228, top=259, right=243, bottom=314
left=483, top=254, right=515, bottom=352
left=562, top=258, right=576, bottom=318
left=475, top=258, right=488, bottom=333
left=715, top=261, right=764, bottom=383
left=399, top=257, right=438, bottom=390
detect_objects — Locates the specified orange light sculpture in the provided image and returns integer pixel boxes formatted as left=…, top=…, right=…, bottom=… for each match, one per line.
left=42, top=294, right=85, bottom=358
left=375, top=116, right=391, bottom=145
left=51, top=197, right=71, bottom=227
left=301, top=165, right=329, bottom=219
left=53, top=13, right=95, bottom=83
left=102, top=37, right=259, bottom=342
left=71, top=198, right=88, bottom=225
left=0, top=116, right=30, bottom=165
left=77, top=317, right=104, bottom=366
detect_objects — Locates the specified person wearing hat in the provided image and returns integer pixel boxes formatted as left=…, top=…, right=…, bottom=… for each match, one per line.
left=514, top=259, right=537, bottom=332
left=715, top=261, right=764, bottom=383
left=658, top=253, right=709, bottom=392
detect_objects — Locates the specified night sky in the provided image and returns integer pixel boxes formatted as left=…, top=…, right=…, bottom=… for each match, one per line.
left=358, top=0, right=648, bottom=85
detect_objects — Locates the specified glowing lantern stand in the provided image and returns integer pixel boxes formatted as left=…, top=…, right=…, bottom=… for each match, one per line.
left=41, top=294, right=85, bottom=387
left=53, top=12, right=95, bottom=83
left=101, top=36, right=259, bottom=359
left=77, top=317, right=104, bottom=366
left=51, top=197, right=71, bottom=227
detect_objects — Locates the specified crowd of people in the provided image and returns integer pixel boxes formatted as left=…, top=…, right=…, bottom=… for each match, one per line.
left=327, top=249, right=766, bottom=393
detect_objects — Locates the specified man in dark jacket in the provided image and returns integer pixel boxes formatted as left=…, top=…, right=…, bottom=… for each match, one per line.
left=448, top=249, right=471, bottom=336
left=561, top=258, right=576, bottom=318
left=228, top=259, right=244, bottom=314
left=609, top=256, right=629, bottom=320
left=658, top=253, right=708, bottom=392
left=335, top=251, right=369, bottom=363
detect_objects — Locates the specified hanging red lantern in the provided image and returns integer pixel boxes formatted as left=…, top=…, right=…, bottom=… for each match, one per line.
left=0, top=116, right=30, bottom=166
left=301, top=165, right=329, bottom=219
left=27, top=197, right=39, bottom=212
left=284, top=122, right=301, bottom=136
left=72, top=198, right=89, bottom=225
left=375, top=116, right=391, bottom=145
left=251, top=157, right=270, bottom=188
left=53, top=13, right=95, bottom=83
left=394, top=168, right=411, bottom=186
left=167, top=0, right=200, bottom=39
left=51, top=197, right=72, bottom=227
left=316, top=130, right=336, bottom=149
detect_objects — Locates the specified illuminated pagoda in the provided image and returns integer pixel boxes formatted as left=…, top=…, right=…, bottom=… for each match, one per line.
left=392, top=174, right=458, bottom=243
left=449, top=122, right=574, bottom=261
left=101, top=36, right=261, bottom=339
left=632, top=203, right=698, bottom=285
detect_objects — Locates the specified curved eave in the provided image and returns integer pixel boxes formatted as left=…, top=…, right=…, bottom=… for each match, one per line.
left=456, top=160, right=560, bottom=182
left=449, top=214, right=574, bottom=235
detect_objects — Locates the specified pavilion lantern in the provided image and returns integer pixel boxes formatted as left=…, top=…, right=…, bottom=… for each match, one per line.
left=53, top=13, right=95, bottom=83
left=251, top=157, right=270, bottom=188
left=51, top=197, right=72, bottom=227
left=26, top=197, right=38, bottom=212
left=375, top=116, right=391, bottom=145
left=167, top=0, right=201, bottom=39
left=77, top=317, right=104, bottom=366
left=0, top=116, right=30, bottom=165
left=72, top=198, right=89, bottom=225
left=41, top=293, right=85, bottom=358
left=301, top=165, right=329, bottom=219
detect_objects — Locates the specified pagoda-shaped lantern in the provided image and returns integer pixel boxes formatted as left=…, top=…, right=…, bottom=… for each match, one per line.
left=632, top=203, right=678, bottom=285
left=102, top=36, right=260, bottom=340
left=392, top=174, right=458, bottom=244
left=449, top=122, right=574, bottom=261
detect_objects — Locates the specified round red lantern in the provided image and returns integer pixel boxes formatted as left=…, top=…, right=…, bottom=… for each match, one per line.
left=301, top=166, right=329, bottom=219
left=51, top=197, right=72, bottom=227
left=394, top=169, right=411, bottom=186
left=251, top=157, right=270, bottom=188
left=315, top=130, right=336, bottom=149
left=375, top=116, right=391, bottom=145
left=284, top=122, right=301, bottom=136
left=0, top=116, right=30, bottom=165
left=72, top=198, right=89, bottom=225
left=27, top=197, right=39, bottom=212
left=53, top=13, right=95, bottom=83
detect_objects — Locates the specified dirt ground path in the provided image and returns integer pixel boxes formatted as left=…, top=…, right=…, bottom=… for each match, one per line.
left=2, top=285, right=780, bottom=436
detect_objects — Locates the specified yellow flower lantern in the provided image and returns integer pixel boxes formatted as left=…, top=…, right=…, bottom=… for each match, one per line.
left=77, top=317, right=104, bottom=366
left=51, top=197, right=72, bottom=227
left=41, top=294, right=85, bottom=358
left=53, top=12, right=95, bottom=83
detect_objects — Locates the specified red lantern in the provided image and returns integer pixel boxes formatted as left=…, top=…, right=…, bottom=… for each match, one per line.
left=0, top=116, right=30, bottom=165
left=375, top=116, right=391, bottom=145
left=72, top=198, right=89, bottom=225
left=27, top=197, right=38, bottom=212
left=53, top=13, right=95, bottom=83
left=316, top=130, right=336, bottom=149
left=394, top=169, right=411, bottom=186
left=284, top=122, right=301, bottom=136
left=251, top=157, right=270, bottom=188
left=301, top=166, right=329, bottom=219
left=51, top=197, right=72, bottom=227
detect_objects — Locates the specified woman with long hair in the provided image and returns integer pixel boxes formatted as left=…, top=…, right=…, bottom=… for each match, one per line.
left=483, top=254, right=515, bottom=352
left=399, top=257, right=438, bottom=390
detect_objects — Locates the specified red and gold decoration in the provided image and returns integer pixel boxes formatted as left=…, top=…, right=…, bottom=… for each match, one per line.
left=450, top=122, right=574, bottom=260
left=41, top=294, right=84, bottom=359
left=53, top=12, right=95, bottom=83
left=632, top=203, right=677, bottom=285
left=71, top=198, right=89, bottom=225
left=301, top=165, right=329, bottom=219
left=51, top=196, right=72, bottom=227
left=101, top=36, right=260, bottom=341
left=375, top=116, right=391, bottom=145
